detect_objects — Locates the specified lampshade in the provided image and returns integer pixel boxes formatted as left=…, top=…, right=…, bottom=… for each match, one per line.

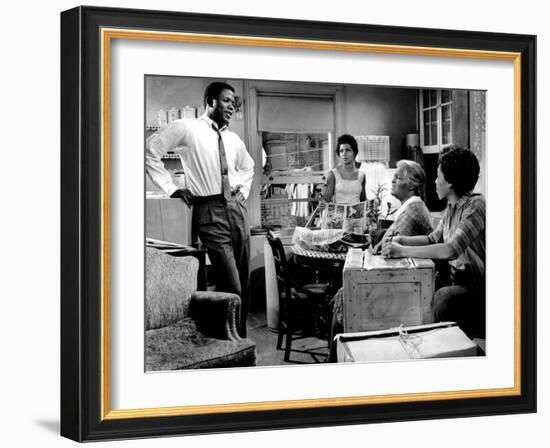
left=406, top=133, right=420, bottom=147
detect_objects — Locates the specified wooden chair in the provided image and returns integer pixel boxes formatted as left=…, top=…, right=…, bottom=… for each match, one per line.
left=266, top=230, right=331, bottom=363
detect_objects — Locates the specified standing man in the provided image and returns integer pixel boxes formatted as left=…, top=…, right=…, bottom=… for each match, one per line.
left=145, top=81, right=254, bottom=337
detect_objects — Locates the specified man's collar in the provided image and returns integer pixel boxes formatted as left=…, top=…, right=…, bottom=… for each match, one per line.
left=200, top=113, right=229, bottom=132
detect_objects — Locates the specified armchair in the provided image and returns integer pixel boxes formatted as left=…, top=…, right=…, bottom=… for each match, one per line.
left=145, top=247, right=256, bottom=370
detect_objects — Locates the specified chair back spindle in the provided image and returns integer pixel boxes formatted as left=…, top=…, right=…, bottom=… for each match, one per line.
left=266, top=230, right=290, bottom=319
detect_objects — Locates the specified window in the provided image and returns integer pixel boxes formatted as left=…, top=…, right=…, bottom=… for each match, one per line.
left=254, top=92, right=336, bottom=231
left=260, top=131, right=331, bottom=230
left=419, top=89, right=453, bottom=153
left=246, top=82, right=342, bottom=231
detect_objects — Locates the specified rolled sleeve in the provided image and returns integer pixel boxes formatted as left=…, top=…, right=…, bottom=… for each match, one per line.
left=235, top=142, right=255, bottom=200
left=145, top=121, right=188, bottom=196
left=427, top=220, right=443, bottom=244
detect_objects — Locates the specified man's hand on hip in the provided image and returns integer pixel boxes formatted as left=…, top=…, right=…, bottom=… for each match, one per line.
left=232, top=185, right=246, bottom=204
left=170, top=188, right=194, bottom=207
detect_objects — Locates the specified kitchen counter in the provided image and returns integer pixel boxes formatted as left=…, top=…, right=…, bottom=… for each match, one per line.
left=146, top=196, right=193, bottom=245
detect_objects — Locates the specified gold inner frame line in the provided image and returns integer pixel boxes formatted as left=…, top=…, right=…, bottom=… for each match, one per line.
left=100, top=27, right=522, bottom=421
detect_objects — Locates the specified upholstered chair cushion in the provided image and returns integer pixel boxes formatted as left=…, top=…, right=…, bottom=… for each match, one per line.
left=146, top=318, right=256, bottom=370
left=145, top=247, right=198, bottom=330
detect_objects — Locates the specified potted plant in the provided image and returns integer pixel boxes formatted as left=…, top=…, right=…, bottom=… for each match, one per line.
left=367, top=183, right=397, bottom=230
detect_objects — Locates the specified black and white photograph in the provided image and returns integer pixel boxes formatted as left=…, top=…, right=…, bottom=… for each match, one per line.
left=143, top=75, right=487, bottom=370
left=51, top=2, right=540, bottom=444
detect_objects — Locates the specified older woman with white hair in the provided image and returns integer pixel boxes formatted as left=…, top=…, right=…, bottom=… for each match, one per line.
left=371, top=159, right=433, bottom=253
left=328, top=160, right=433, bottom=362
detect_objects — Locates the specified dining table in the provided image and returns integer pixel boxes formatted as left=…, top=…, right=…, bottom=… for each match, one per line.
left=290, top=244, right=348, bottom=298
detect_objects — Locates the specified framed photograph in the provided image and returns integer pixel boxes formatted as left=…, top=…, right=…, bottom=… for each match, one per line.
left=60, top=5, right=536, bottom=442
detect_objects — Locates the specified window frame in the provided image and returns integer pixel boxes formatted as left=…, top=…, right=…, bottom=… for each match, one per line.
left=244, top=80, right=344, bottom=227
left=419, top=88, right=453, bottom=154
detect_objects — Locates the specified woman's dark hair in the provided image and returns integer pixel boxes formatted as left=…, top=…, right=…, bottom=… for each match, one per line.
left=438, top=145, right=480, bottom=196
left=204, top=81, right=235, bottom=107
left=336, top=134, right=359, bottom=157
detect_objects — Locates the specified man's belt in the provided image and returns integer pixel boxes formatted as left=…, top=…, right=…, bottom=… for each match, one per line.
left=192, top=194, right=225, bottom=204
left=192, top=191, right=241, bottom=203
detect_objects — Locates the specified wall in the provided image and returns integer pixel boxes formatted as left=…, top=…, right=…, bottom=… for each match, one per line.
left=145, top=76, right=247, bottom=141
left=2, top=2, right=546, bottom=448
left=146, top=77, right=416, bottom=165
left=343, top=85, right=418, bottom=165
left=452, top=90, right=470, bottom=148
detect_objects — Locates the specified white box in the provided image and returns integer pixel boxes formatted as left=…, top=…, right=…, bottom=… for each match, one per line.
left=336, top=322, right=478, bottom=363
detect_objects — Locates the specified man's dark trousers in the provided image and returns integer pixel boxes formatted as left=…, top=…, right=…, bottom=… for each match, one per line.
left=192, top=195, right=250, bottom=337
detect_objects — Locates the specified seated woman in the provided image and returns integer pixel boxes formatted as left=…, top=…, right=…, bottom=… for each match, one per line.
left=328, top=160, right=433, bottom=361
left=323, top=134, right=366, bottom=204
left=382, top=146, right=485, bottom=338
left=371, top=159, right=433, bottom=253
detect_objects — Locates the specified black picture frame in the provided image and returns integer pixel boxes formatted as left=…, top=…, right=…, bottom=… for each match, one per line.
left=61, top=5, right=537, bottom=442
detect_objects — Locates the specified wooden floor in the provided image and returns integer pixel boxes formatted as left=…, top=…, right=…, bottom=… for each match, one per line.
left=246, top=310, right=486, bottom=366
left=246, top=310, right=329, bottom=366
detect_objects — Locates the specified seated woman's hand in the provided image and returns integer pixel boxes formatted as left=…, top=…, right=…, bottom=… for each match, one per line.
left=381, top=241, right=405, bottom=258
left=368, top=241, right=381, bottom=255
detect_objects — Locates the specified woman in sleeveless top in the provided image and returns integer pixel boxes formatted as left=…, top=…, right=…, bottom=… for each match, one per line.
left=323, top=134, right=366, bottom=204
left=321, top=134, right=365, bottom=362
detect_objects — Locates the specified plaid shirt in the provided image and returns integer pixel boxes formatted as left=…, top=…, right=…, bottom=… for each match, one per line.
left=383, top=197, right=433, bottom=242
left=428, top=193, right=485, bottom=279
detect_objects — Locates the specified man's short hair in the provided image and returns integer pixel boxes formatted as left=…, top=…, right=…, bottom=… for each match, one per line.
left=336, top=134, right=359, bottom=156
left=438, top=145, right=480, bottom=197
left=204, top=81, right=235, bottom=107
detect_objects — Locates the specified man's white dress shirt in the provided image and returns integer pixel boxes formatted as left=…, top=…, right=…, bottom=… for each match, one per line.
left=145, top=115, right=254, bottom=199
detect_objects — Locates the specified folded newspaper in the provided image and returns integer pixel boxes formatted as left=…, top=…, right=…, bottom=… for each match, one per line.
left=321, top=201, right=368, bottom=233
left=292, top=227, right=370, bottom=253
left=292, top=227, right=346, bottom=252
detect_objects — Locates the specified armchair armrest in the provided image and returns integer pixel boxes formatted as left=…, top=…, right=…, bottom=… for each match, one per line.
left=188, top=291, right=242, bottom=341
